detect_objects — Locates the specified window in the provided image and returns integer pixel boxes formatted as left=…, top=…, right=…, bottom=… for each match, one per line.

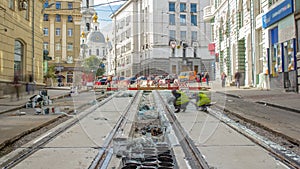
left=169, top=14, right=175, bottom=25
left=67, top=15, right=73, bottom=22
left=191, top=3, right=197, bottom=13
left=56, top=2, right=61, bottom=9
left=67, top=43, right=73, bottom=51
left=89, top=49, right=91, bottom=56
left=192, top=31, right=197, bottom=42
left=169, top=30, right=176, bottom=40
left=55, top=43, right=61, bottom=51
left=68, top=2, right=72, bottom=9
left=180, top=31, right=186, bottom=41
left=43, top=14, right=49, bottom=21
left=56, top=14, right=61, bottom=22
left=68, top=28, right=73, bottom=37
left=14, top=40, right=24, bottom=78
left=191, top=15, right=197, bottom=26
left=169, top=2, right=175, bottom=12
left=180, top=3, right=186, bottom=12
left=55, top=28, right=61, bottom=36
left=180, top=15, right=186, bottom=25
left=43, top=28, right=49, bottom=36
left=268, top=0, right=280, bottom=6
left=96, top=49, right=99, bottom=56
left=9, top=0, right=14, bottom=9
left=43, top=42, right=49, bottom=50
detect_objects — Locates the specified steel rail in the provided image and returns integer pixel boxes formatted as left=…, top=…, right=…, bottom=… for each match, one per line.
left=88, top=91, right=141, bottom=169
left=210, top=106, right=300, bottom=169
left=1, top=93, right=116, bottom=169
left=155, top=91, right=210, bottom=169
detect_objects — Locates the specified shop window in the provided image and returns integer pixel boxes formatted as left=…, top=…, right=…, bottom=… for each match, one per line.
left=67, top=71, right=73, bottom=83
left=283, top=40, right=295, bottom=72
left=297, top=19, right=300, bottom=52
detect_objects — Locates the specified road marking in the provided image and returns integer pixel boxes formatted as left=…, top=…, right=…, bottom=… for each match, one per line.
left=33, top=132, right=52, bottom=144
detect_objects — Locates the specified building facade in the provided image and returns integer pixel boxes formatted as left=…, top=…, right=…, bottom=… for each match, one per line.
left=43, top=0, right=81, bottom=87
left=204, top=0, right=260, bottom=87
left=261, top=0, right=298, bottom=92
left=204, top=0, right=299, bottom=92
left=0, top=0, right=44, bottom=96
left=295, top=0, right=300, bottom=92
left=109, top=0, right=213, bottom=78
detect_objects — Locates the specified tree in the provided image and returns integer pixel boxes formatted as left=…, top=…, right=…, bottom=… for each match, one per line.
left=83, top=55, right=105, bottom=77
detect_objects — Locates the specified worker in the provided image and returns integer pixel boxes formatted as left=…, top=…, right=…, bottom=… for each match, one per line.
left=196, top=92, right=211, bottom=111
left=171, top=90, right=190, bottom=113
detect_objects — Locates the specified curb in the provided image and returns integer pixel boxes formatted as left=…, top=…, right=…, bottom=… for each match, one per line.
left=215, top=91, right=242, bottom=99
left=256, top=101, right=300, bottom=114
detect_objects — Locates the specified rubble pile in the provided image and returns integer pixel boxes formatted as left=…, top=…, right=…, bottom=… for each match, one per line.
left=25, top=90, right=52, bottom=115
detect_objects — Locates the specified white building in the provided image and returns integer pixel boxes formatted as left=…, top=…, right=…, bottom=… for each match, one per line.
left=80, top=1, right=106, bottom=61
left=108, top=0, right=213, bottom=77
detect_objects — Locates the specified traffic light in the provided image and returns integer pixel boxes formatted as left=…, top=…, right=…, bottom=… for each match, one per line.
left=43, top=50, right=52, bottom=60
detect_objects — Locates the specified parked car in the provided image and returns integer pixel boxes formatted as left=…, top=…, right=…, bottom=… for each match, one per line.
left=112, top=76, right=125, bottom=85
left=164, top=74, right=176, bottom=83
left=95, top=77, right=107, bottom=85
left=178, top=71, right=196, bottom=82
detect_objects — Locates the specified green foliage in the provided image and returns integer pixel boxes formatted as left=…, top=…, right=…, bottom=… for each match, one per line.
left=44, top=65, right=56, bottom=79
left=83, top=55, right=105, bottom=76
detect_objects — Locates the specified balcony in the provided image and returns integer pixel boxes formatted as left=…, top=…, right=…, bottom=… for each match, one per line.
left=203, top=6, right=214, bottom=22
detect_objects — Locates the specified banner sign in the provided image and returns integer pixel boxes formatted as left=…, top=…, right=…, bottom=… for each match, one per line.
left=262, top=0, right=293, bottom=28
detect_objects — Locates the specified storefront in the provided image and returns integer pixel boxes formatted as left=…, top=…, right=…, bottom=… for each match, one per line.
left=262, top=0, right=297, bottom=92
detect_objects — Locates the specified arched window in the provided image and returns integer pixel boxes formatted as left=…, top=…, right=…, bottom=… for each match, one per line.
left=96, top=49, right=99, bottom=56
left=14, top=40, right=24, bottom=80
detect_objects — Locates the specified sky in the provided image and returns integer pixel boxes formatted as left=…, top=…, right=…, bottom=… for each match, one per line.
left=93, top=0, right=126, bottom=37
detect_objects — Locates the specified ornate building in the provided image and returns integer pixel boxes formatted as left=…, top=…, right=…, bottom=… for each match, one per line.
left=0, top=0, right=44, bottom=96
left=80, top=13, right=107, bottom=61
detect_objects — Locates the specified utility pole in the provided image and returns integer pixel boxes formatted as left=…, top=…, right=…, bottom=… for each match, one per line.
left=114, top=15, right=117, bottom=76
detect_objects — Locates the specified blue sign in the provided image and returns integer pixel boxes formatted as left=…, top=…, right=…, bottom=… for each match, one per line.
left=262, top=0, right=293, bottom=28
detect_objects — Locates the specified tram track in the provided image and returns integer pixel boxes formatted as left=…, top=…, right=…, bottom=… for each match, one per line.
left=154, top=91, right=210, bottom=169
left=0, top=92, right=116, bottom=169
left=88, top=91, right=141, bottom=169
left=210, top=106, right=300, bottom=169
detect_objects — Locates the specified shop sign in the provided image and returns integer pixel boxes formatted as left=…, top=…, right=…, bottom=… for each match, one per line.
left=262, top=0, right=293, bottom=28
left=278, top=15, right=296, bottom=43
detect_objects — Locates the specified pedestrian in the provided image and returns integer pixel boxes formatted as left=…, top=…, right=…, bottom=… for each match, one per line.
left=58, top=76, right=62, bottom=87
left=197, top=72, right=202, bottom=84
left=204, top=72, right=209, bottom=86
left=171, top=90, right=190, bottom=113
left=221, top=72, right=227, bottom=87
left=13, top=74, right=21, bottom=100
left=234, top=71, right=241, bottom=88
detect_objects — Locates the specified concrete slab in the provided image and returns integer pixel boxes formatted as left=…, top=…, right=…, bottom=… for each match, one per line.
left=174, top=109, right=289, bottom=169
left=13, top=148, right=98, bottom=169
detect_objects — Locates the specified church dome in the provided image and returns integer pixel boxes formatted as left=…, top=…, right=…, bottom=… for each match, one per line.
left=87, top=31, right=105, bottom=43
left=92, top=12, right=98, bottom=23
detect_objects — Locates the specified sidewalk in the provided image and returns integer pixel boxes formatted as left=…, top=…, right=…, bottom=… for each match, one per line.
left=0, top=87, right=72, bottom=114
left=211, top=83, right=300, bottom=113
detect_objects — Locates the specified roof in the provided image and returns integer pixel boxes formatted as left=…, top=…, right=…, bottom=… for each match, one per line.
left=87, top=31, right=105, bottom=43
